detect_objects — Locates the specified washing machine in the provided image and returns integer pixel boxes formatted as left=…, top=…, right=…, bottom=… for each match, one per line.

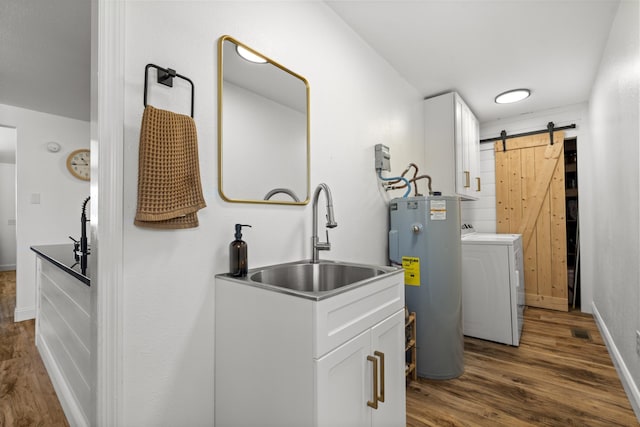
left=461, top=225, right=525, bottom=346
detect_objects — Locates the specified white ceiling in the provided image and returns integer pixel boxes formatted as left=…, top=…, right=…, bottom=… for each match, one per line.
left=0, top=1, right=621, bottom=125
left=0, top=0, right=91, bottom=122
left=327, top=0, right=621, bottom=122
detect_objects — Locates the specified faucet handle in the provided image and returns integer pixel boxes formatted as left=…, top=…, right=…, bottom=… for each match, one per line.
left=314, top=230, right=332, bottom=251
left=322, top=230, right=332, bottom=250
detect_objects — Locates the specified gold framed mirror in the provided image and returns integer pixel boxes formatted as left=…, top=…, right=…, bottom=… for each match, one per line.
left=218, top=35, right=310, bottom=205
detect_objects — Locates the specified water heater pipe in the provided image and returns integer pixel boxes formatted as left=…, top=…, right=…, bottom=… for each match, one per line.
left=378, top=170, right=411, bottom=198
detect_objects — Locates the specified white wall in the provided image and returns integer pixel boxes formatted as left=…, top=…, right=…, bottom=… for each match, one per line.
left=0, top=104, right=90, bottom=321
left=222, top=82, right=307, bottom=201
left=587, top=0, right=640, bottom=417
left=121, top=2, right=423, bottom=425
left=460, top=145, right=496, bottom=232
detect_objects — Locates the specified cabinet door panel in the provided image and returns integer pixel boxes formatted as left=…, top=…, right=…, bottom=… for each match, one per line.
left=470, top=113, right=481, bottom=195
left=463, top=101, right=472, bottom=196
left=316, top=330, right=371, bottom=427
left=454, top=95, right=466, bottom=195
left=370, top=309, right=406, bottom=427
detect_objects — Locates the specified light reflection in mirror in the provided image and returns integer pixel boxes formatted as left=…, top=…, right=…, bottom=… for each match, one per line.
left=236, top=45, right=267, bottom=64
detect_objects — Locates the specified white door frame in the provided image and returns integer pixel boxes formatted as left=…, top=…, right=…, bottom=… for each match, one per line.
left=91, top=0, right=124, bottom=425
left=0, top=125, right=17, bottom=273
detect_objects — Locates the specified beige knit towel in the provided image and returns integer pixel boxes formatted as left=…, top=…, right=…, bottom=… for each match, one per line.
left=134, top=105, right=206, bottom=229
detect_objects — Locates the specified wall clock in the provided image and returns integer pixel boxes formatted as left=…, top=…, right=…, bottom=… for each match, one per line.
left=66, top=149, right=90, bottom=181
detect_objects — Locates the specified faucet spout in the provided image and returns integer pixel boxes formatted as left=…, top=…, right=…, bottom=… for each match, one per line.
left=311, top=183, right=338, bottom=263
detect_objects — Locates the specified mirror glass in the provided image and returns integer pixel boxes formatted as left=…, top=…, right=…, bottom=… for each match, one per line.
left=218, top=35, right=310, bottom=205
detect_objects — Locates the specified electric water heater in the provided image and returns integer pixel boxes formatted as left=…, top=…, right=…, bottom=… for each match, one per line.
left=389, top=195, right=463, bottom=379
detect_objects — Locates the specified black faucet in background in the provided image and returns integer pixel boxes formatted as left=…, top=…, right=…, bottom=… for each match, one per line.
left=80, top=196, right=90, bottom=274
left=69, top=196, right=90, bottom=275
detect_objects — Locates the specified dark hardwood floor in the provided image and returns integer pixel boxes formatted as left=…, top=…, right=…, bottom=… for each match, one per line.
left=1, top=270, right=638, bottom=426
left=407, top=307, right=639, bottom=426
left=0, top=270, right=68, bottom=427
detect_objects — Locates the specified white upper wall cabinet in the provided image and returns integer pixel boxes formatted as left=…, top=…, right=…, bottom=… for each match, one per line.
left=424, top=92, right=480, bottom=200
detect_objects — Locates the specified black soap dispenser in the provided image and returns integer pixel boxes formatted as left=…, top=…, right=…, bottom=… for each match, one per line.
left=229, top=224, right=251, bottom=277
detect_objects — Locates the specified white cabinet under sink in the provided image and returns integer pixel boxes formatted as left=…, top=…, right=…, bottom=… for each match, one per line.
left=214, top=269, right=405, bottom=427
left=316, top=309, right=405, bottom=427
left=424, top=91, right=480, bottom=200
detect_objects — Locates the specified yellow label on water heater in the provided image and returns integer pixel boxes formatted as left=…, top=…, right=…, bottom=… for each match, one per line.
left=402, top=256, right=420, bottom=286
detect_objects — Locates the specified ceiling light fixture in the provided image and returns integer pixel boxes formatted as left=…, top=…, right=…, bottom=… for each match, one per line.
left=495, top=89, right=531, bottom=104
left=236, top=45, right=267, bottom=64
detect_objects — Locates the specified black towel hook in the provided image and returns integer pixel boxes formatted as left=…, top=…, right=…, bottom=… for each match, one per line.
left=143, top=63, right=194, bottom=117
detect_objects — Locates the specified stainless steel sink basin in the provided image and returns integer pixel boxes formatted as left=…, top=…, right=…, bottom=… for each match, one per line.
left=221, top=260, right=401, bottom=300
left=251, top=262, right=387, bottom=292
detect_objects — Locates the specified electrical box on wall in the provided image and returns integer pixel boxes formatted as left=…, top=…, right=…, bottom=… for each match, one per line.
left=374, top=144, right=391, bottom=171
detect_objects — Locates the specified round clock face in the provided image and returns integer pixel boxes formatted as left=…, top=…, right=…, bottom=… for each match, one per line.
left=66, top=149, right=90, bottom=181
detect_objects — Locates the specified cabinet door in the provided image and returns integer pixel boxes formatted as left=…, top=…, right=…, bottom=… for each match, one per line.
left=316, top=330, right=372, bottom=427
left=454, top=95, right=466, bottom=196
left=467, top=108, right=481, bottom=196
left=455, top=94, right=480, bottom=200
left=462, top=101, right=473, bottom=197
left=370, top=309, right=406, bottom=427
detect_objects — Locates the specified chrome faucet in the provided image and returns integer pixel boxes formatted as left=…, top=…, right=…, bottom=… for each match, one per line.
left=311, top=183, right=338, bottom=263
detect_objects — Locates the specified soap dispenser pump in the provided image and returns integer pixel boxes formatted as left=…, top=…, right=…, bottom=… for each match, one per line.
left=229, top=224, right=251, bottom=277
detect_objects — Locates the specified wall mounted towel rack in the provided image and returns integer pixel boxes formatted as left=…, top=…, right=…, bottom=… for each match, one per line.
left=143, top=63, right=195, bottom=117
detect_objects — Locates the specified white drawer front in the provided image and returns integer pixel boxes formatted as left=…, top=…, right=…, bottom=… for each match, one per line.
left=313, top=272, right=404, bottom=358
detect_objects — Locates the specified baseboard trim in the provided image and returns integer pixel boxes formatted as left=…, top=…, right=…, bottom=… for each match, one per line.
left=592, top=302, right=640, bottom=421
left=14, top=306, right=35, bottom=322
left=36, top=334, right=90, bottom=427
left=0, top=264, right=16, bottom=271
